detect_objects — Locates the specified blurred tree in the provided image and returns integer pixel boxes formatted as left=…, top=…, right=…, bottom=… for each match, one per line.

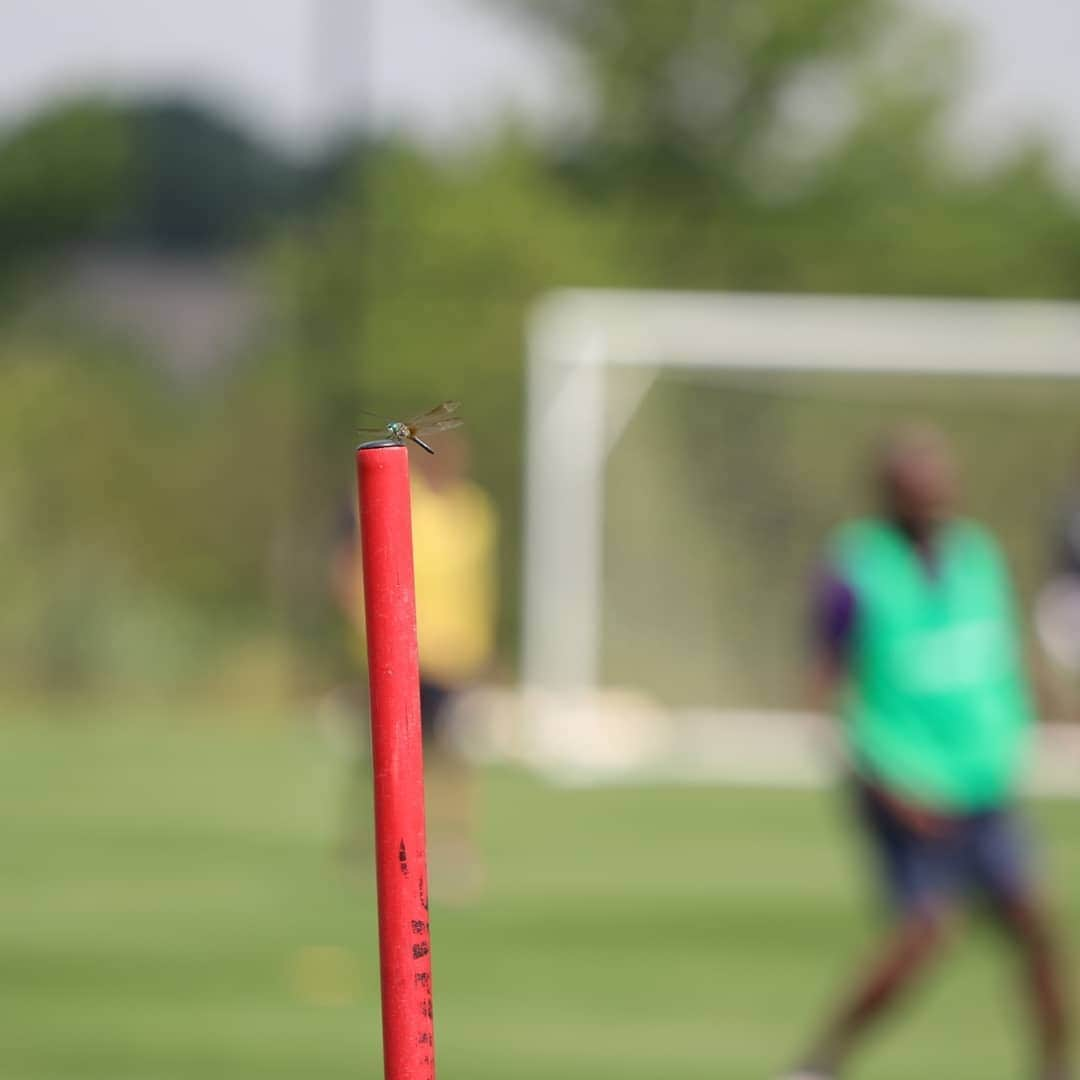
left=0, top=94, right=359, bottom=269
left=489, top=0, right=1080, bottom=298
left=0, top=99, right=132, bottom=279
left=118, top=99, right=314, bottom=250
left=490, top=0, right=932, bottom=195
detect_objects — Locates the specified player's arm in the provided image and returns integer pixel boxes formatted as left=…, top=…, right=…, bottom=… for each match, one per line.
left=806, top=568, right=855, bottom=714
left=331, top=504, right=365, bottom=634
left=998, top=533, right=1065, bottom=722
left=807, top=653, right=845, bottom=715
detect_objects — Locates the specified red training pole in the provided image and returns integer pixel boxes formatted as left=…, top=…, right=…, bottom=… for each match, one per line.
left=356, top=442, right=436, bottom=1080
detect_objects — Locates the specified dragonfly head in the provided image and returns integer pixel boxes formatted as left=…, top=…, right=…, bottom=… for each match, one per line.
left=387, top=421, right=407, bottom=440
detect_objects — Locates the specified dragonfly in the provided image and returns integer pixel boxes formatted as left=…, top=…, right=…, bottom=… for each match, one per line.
left=356, top=400, right=464, bottom=454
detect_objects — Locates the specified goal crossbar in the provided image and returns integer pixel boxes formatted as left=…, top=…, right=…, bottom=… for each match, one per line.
left=523, top=289, right=1080, bottom=694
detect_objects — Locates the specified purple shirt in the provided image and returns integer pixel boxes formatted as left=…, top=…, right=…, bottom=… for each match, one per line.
left=813, top=525, right=941, bottom=665
left=815, top=569, right=859, bottom=664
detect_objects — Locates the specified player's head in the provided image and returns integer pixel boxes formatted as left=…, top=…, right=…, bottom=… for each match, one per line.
left=876, top=424, right=957, bottom=530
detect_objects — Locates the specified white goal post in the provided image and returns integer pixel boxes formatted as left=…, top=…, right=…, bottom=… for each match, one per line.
left=522, top=289, right=1080, bottom=700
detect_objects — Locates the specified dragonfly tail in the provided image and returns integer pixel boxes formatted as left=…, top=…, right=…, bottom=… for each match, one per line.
left=410, top=436, right=436, bottom=455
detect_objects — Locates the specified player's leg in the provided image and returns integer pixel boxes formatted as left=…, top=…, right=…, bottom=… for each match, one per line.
left=1003, top=898, right=1072, bottom=1080
left=790, top=904, right=951, bottom=1077
left=420, top=679, right=482, bottom=902
left=974, top=811, right=1072, bottom=1080
left=783, top=785, right=957, bottom=1078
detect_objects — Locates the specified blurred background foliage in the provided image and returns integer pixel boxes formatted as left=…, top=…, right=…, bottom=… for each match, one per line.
left=3, top=0, right=1080, bottom=704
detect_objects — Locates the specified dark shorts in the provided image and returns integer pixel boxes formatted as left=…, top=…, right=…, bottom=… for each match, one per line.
left=856, top=782, right=1034, bottom=917
left=419, top=679, right=453, bottom=747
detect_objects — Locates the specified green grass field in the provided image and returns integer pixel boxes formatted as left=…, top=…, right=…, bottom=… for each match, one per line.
left=4, top=711, right=1078, bottom=1079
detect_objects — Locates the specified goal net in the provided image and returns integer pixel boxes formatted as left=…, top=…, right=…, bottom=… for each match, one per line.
left=517, top=290, right=1080, bottom=788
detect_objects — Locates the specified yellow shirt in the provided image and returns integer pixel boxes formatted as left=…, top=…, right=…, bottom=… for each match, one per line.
left=410, top=476, right=497, bottom=685
left=351, top=475, right=498, bottom=685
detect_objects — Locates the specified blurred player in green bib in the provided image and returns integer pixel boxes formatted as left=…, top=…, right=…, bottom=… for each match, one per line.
left=784, top=427, right=1071, bottom=1080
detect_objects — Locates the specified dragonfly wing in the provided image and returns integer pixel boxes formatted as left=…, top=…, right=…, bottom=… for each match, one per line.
left=415, top=417, right=465, bottom=434
left=405, top=400, right=461, bottom=427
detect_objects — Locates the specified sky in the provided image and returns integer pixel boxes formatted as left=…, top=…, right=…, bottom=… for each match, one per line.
left=1, top=0, right=1078, bottom=170
left=0, top=0, right=575, bottom=150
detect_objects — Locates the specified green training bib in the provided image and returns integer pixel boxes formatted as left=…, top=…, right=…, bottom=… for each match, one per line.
left=830, top=518, right=1033, bottom=811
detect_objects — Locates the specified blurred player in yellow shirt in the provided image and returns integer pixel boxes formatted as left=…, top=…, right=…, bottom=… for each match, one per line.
left=333, top=431, right=498, bottom=897
left=409, top=434, right=498, bottom=718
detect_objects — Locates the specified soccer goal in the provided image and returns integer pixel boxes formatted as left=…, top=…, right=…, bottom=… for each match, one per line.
left=519, top=289, right=1080, bottom=789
